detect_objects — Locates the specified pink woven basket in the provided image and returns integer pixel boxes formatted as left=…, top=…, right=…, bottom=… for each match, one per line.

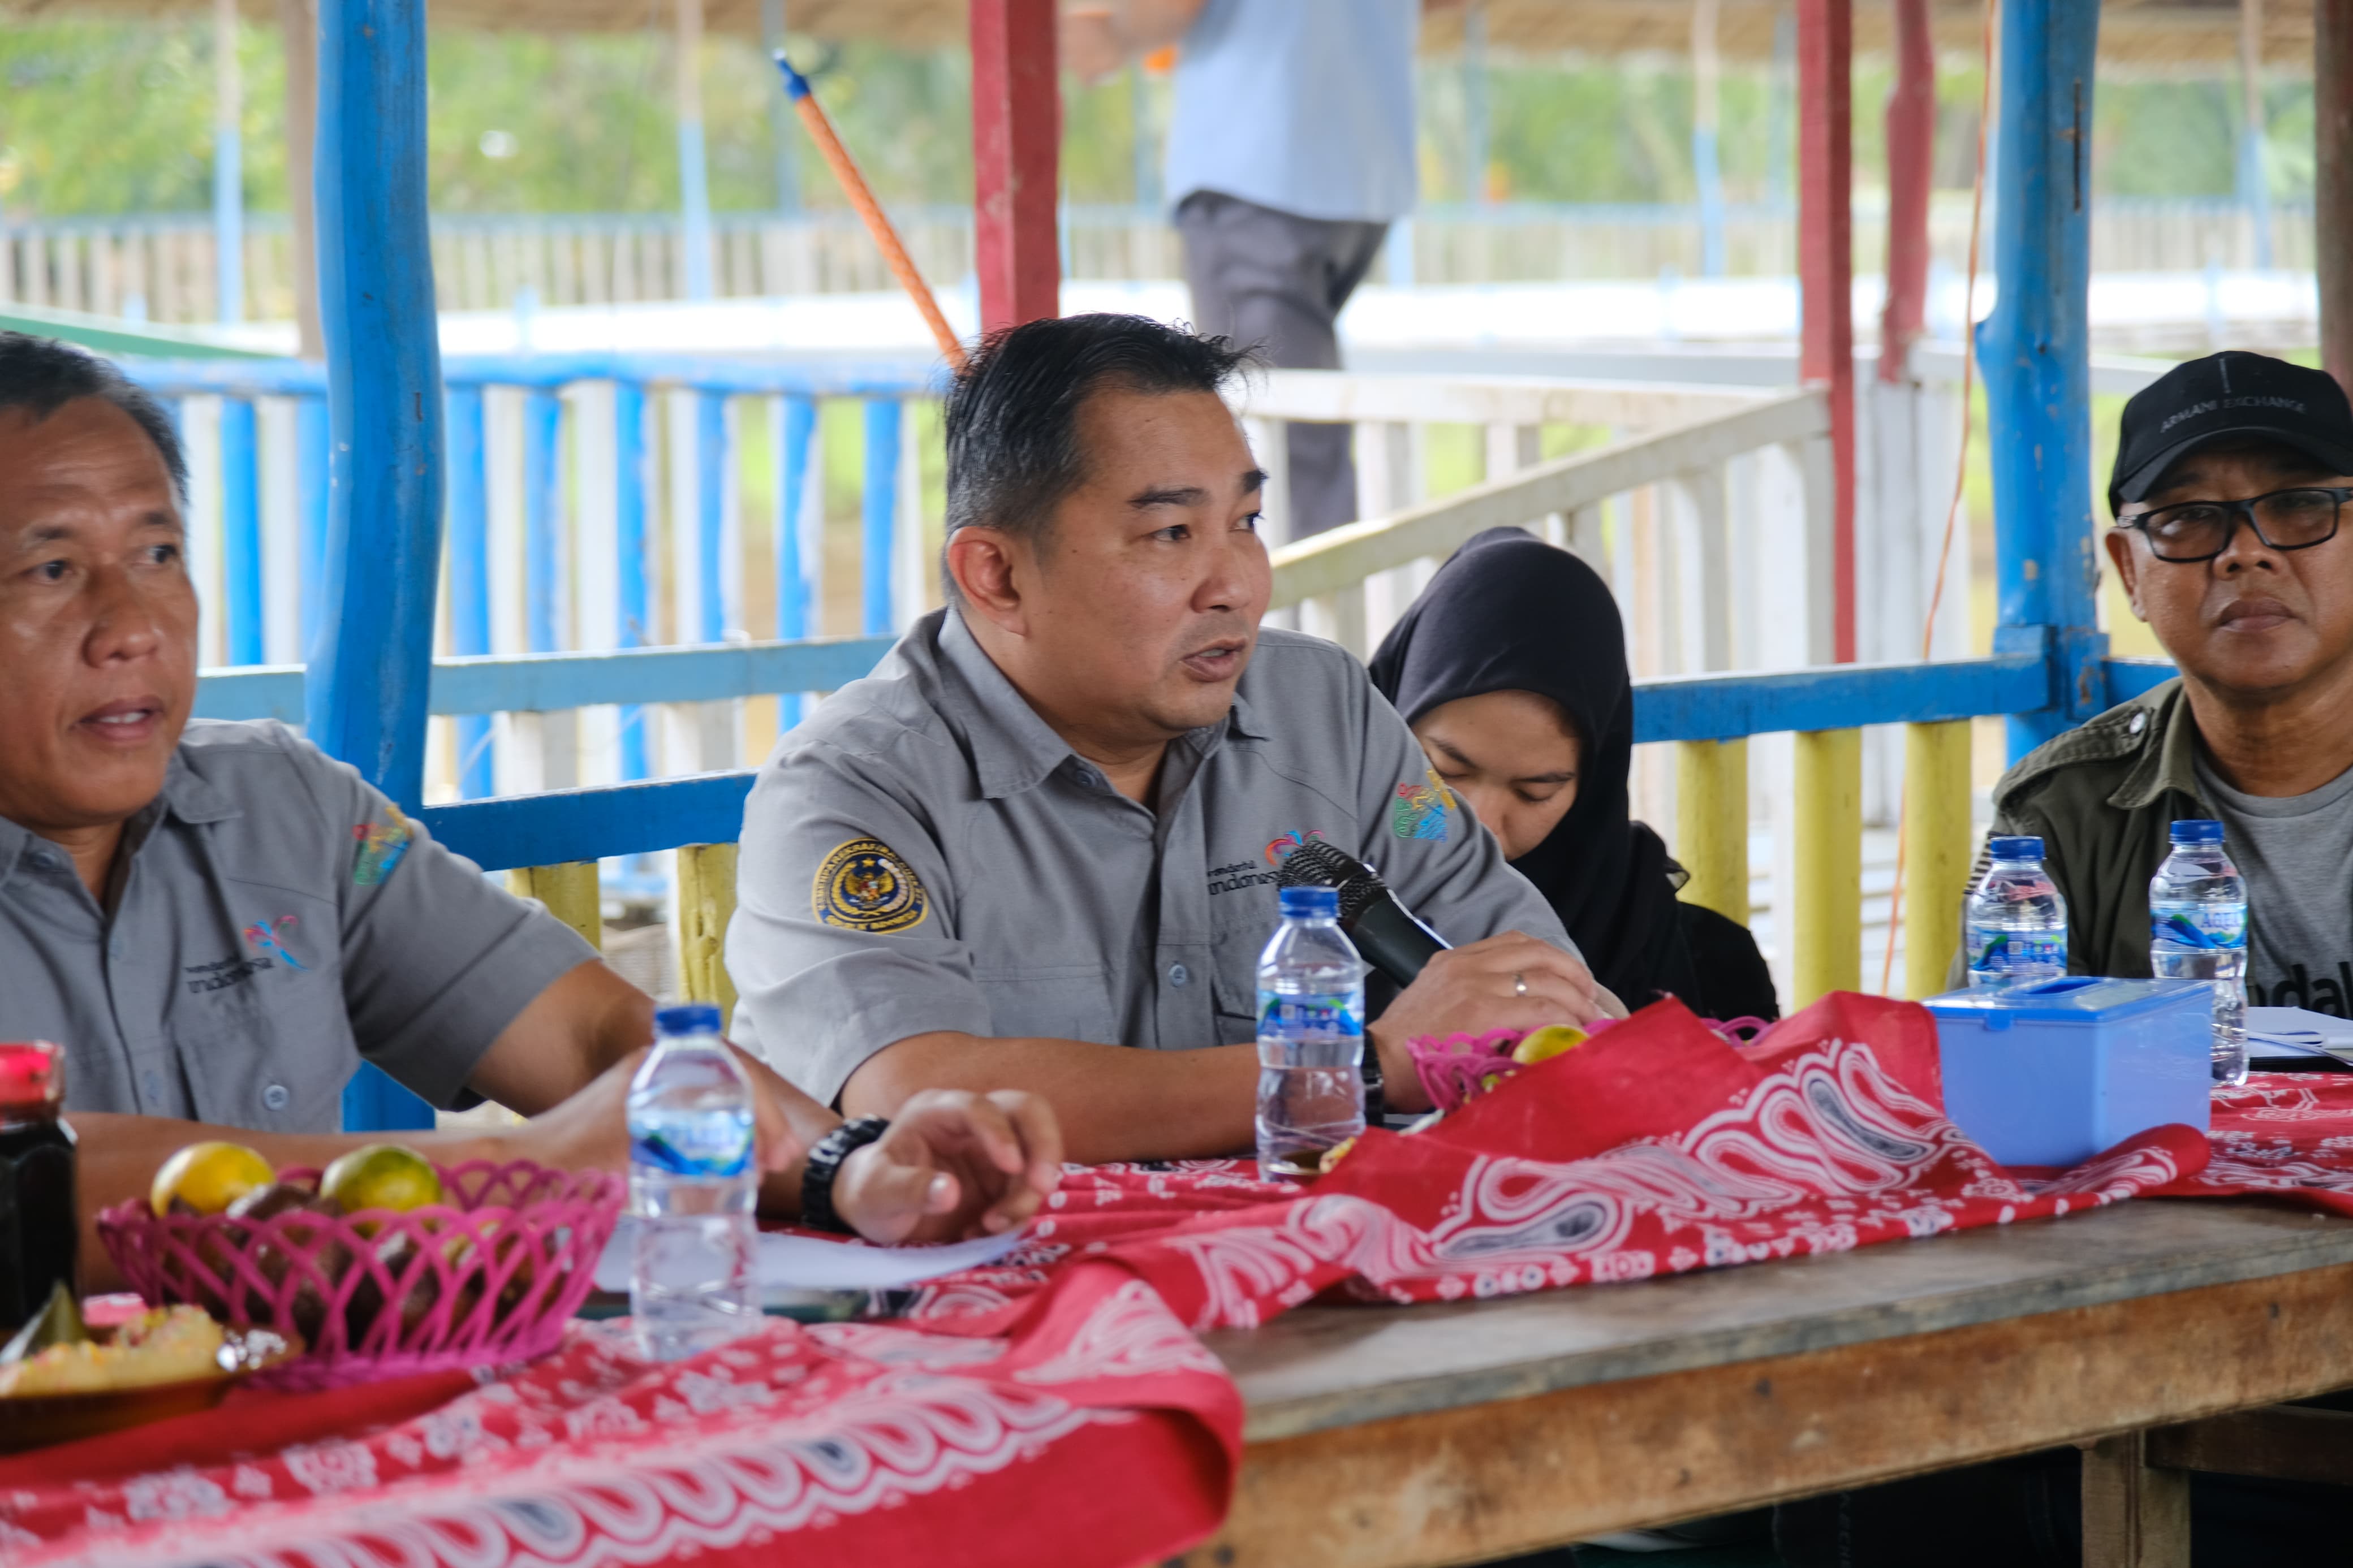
left=97, top=1159, right=623, bottom=1391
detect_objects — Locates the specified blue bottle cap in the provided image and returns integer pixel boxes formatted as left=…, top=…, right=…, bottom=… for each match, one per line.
left=654, top=1002, right=723, bottom=1036
left=2169, top=818, right=2223, bottom=844
left=1278, top=885, right=1339, bottom=919
left=1988, top=835, right=2044, bottom=860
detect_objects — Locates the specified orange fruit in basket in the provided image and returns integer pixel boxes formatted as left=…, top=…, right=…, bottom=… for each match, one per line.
left=150, top=1142, right=275, bottom=1217
left=1511, top=1025, right=1589, bottom=1066
left=320, top=1144, right=444, bottom=1225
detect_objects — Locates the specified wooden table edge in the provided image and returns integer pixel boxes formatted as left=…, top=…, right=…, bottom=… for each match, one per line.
left=1179, top=1249, right=2353, bottom=1567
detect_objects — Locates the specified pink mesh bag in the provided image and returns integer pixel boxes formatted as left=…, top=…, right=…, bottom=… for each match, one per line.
left=1407, top=1015, right=1772, bottom=1113
left=97, top=1159, right=623, bottom=1391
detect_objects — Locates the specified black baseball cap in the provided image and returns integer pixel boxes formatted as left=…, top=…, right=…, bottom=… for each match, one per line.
left=2109, top=350, right=2353, bottom=515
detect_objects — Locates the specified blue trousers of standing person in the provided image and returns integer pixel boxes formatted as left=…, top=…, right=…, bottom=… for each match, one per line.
left=1174, top=189, right=1389, bottom=539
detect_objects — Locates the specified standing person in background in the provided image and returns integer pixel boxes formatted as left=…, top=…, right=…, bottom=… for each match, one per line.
left=1062, top=0, right=1434, bottom=538
left=1370, top=527, right=1780, bottom=1026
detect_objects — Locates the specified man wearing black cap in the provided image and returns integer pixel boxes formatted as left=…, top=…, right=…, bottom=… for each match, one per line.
left=1963, top=349, right=2353, bottom=1004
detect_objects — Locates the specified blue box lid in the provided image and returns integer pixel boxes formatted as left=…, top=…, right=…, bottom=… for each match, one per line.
left=1924, top=976, right=2212, bottom=1024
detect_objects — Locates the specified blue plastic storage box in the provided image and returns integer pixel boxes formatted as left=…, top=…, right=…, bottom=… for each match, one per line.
left=1923, top=977, right=2213, bottom=1168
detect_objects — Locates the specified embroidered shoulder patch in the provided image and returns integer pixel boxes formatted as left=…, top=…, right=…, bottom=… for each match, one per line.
left=812, top=837, right=929, bottom=933
left=352, top=806, right=413, bottom=887
left=1390, top=767, right=1455, bottom=842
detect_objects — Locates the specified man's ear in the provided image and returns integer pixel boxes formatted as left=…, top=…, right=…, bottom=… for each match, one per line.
left=2103, top=528, right=2149, bottom=622
left=945, top=526, right=1029, bottom=634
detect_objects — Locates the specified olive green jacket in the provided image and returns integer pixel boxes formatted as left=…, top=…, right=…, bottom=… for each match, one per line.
left=1947, top=679, right=2211, bottom=988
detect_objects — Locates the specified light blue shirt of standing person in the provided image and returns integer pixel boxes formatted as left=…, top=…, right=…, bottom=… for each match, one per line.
left=1163, top=0, right=1422, bottom=225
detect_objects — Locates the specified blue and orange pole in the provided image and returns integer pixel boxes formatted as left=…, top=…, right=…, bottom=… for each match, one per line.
left=773, top=52, right=966, bottom=367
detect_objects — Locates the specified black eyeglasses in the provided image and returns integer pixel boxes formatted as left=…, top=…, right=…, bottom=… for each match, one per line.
left=2120, top=486, right=2353, bottom=563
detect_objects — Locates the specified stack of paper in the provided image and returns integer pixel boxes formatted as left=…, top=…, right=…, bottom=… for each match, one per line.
left=2247, top=1006, right=2353, bottom=1061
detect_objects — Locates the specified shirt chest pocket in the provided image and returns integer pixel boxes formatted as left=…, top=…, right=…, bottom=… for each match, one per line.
left=971, top=964, right=1119, bottom=1047
left=174, top=901, right=357, bottom=1134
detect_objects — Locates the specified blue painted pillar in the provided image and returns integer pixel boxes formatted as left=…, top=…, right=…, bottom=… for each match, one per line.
left=1462, top=2, right=1490, bottom=204
left=615, top=381, right=652, bottom=780
left=212, top=0, right=245, bottom=325
left=1130, top=62, right=1158, bottom=210
left=1978, top=0, right=2106, bottom=762
left=524, top=388, right=564, bottom=653
left=2238, top=15, right=2275, bottom=271
left=1692, top=2, right=1726, bottom=277
left=313, top=0, right=442, bottom=1135
left=218, top=399, right=262, bottom=665
left=775, top=394, right=816, bottom=728
left=696, top=390, right=729, bottom=643
left=861, top=398, right=900, bottom=636
left=676, top=0, right=716, bottom=301
left=296, top=395, right=331, bottom=660
left=760, top=0, right=801, bottom=214
left=445, top=386, right=494, bottom=800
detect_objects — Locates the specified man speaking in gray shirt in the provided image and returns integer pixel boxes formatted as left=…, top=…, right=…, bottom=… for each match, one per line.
left=728, top=315, right=1619, bottom=1164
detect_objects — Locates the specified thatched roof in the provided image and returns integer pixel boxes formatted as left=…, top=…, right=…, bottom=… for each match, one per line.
left=0, top=0, right=2315, bottom=71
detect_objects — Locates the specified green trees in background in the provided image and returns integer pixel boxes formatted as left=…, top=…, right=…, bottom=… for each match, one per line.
left=0, top=18, right=2322, bottom=221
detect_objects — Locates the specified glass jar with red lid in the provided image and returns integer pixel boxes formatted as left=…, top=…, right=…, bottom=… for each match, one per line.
left=1, top=1040, right=76, bottom=1332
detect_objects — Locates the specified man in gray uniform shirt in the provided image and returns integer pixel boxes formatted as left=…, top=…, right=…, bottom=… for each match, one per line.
left=729, top=315, right=1618, bottom=1165
left=0, top=331, right=1061, bottom=1264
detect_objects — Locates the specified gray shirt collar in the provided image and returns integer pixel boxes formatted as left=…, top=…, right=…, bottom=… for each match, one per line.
left=933, top=607, right=1268, bottom=801
left=0, top=745, right=243, bottom=891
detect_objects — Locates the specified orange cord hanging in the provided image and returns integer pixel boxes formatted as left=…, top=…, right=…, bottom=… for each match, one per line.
left=773, top=52, right=969, bottom=370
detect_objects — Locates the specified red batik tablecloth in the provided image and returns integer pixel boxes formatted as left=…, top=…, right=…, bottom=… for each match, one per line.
left=12, top=992, right=2353, bottom=1568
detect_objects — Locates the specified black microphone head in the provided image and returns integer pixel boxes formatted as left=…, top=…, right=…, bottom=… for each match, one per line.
left=1274, top=838, right=1386, bottom=923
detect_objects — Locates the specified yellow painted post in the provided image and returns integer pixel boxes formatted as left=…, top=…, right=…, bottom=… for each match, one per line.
left=675, top=843, right=740, bottom=1018
left=1674, top=737, right=1749, bottom=925
left=1792, top=727, right=1862, bottom=1007
left=506, top=862, right=604, bottom=951
left=1903, top=720, right=1975, bottom=1000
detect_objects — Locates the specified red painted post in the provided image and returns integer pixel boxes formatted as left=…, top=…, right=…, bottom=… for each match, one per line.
left=1799, top=0, right=1856, bottom=663
left=971, top=0, right=1060, bottom=334
left=1879, top=0, right=1934, bottom=383
left=2320, top=0, right=2353, bottom=391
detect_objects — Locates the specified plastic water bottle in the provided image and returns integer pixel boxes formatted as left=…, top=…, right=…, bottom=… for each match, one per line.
left=1965, top=836, right=2069, bottom=990
left=2150, top=819, right=2249, bottom=1088
left=1256, top=885, right=1371, bottom=1182
left=627, top=1003, right=758, bottom=1359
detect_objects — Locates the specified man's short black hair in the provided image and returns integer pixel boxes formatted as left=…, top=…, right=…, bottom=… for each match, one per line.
left=0, top=331, right=187, bottom=500
left=943, top=312, right=1257, bottom=544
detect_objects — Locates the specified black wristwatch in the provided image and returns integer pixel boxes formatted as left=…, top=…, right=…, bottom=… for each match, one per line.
left=1361, top=1046, right=1387, bottom=1130
left=800, top=1116, right=891, bottom=1234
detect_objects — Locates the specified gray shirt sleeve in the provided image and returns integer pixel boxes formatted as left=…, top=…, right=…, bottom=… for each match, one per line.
left=727, top=737, right=993, bottom=1105
left=291, top=742, right=597, bottom=1108
left=1345, top=664, right=1578, bottom=957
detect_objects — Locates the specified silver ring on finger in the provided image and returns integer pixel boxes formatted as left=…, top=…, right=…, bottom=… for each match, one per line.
left=1513, top=971, right=1529, bottom=998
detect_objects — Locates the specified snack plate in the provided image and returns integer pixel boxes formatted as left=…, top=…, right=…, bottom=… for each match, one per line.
left=0, top=1325, right=300, bottom=1455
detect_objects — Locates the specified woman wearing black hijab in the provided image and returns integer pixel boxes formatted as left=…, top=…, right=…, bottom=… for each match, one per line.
left=1368, top=526, right=1777, bottom=1024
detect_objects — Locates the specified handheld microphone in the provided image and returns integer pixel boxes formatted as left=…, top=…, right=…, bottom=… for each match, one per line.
left=1274, top=839, right=1450, bottom=986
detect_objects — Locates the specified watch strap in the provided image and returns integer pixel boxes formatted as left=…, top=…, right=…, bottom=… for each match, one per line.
left=800, top=1116, right=891, bottom=1234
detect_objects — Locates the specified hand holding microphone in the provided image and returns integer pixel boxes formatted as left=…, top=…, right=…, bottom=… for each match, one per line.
left=1275, top=843, right=1621, bottom=1113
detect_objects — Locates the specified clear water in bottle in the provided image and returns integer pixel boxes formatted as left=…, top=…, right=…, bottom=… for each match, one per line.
left=628, top=1003, right=759, bottom=1360
left=1256, top=885, right=1370, bottom=1182
left=1965, top=836, right=2069, bottom=990
left=2149, top=819, right=2249, bottom=1088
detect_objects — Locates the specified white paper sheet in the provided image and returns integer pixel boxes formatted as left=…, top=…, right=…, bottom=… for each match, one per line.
left=2247, top=1006, right=2353, bottom=1058
left=593, top=1221, right=1023, bottom=1294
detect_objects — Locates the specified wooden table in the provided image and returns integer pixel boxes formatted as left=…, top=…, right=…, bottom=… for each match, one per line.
left=1173, top=1199, right=2353, bottom=1568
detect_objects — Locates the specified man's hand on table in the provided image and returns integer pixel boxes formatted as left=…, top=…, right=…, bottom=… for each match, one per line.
left=1367, top=931, right=1627, bottom=1113
left=831, top=1089, right=1065, bottom=1243
left=499, top=1049, right=1062, bottom=1243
